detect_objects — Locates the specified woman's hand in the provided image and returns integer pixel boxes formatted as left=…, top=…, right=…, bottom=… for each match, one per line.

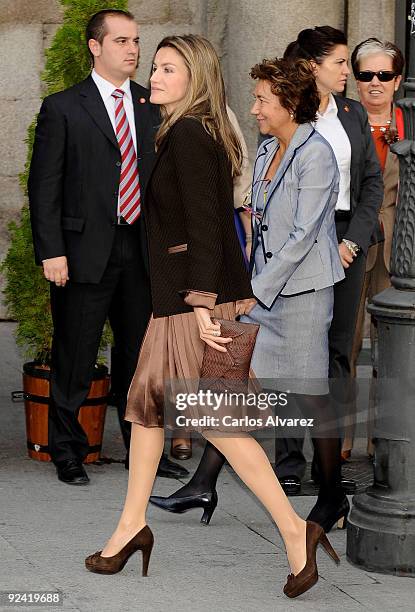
left=193, top=307, right=233, bottom=352
left=235, top=298, right=257, bottom=317
left=338, top=242, right=354, bottom=269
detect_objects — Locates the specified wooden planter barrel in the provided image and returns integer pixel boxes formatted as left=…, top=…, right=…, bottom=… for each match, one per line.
left=22, top=362, right=110, bottom=463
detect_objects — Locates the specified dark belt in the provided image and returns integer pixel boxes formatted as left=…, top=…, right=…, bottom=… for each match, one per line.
left=335, top=210, right=351, bottom=221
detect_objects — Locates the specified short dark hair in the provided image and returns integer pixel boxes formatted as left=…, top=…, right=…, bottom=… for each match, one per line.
left=250, top=58, right=320, bottom=124
left=86, top=9, right=135, bottom=64
left=284, top=25, right=347, bottom=65
left=351, top=37, right=405, bottom=77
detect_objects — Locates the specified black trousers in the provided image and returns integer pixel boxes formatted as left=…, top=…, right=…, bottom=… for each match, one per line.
left=274, top=219, right=367, bottom=478
left=48, top=226, right=151, bottom=464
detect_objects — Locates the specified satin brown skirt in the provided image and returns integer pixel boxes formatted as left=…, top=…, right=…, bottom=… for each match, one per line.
left=125, top=302, right=237, bottom=428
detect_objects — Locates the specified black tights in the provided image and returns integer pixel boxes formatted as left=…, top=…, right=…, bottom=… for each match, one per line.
left=171, top=441, right=225, bottom=498
left=297, top=393, right=343, bottom=497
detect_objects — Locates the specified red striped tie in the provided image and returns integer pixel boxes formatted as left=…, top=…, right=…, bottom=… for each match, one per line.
left=112, top=88, right=141, bottom=224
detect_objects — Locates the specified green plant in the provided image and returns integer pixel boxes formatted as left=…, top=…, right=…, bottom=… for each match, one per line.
left=1, top=0, right=128, bottom=362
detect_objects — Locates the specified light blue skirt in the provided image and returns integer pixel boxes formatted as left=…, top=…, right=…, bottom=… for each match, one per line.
left=241, top=287, right=333, bottom=395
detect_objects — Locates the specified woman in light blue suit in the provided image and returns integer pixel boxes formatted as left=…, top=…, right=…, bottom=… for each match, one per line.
left=244, top=60, right=344, bottom=384
left=236, top=59, right=346, bottom=533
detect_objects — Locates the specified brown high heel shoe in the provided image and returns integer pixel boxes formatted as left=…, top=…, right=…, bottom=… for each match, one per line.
left=85, top=525, right=154, bottom=577
left=283, top=521, right=340, bottom=598
left=170, top=437, right=192, bottom=460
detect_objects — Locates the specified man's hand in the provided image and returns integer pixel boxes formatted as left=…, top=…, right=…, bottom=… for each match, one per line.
left=338, top=243, right=354, bottom=269
left=235, top=298, right=257, bottom=317
left=42, top=256, right=69, bottom=287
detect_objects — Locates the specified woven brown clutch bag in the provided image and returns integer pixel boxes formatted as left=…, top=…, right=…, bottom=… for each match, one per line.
left=199, top=319, right=259, bottom=389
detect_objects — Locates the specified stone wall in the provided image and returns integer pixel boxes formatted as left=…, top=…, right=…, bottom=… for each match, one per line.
left=222, top=0, right=345, bottom=154
left=0, top=0, right=399, bottom=317
left=347, top=0, right=396, bottom=98
left=0, top=1, right=62, bottom=318
left=130, top=0, right=205, bottom=83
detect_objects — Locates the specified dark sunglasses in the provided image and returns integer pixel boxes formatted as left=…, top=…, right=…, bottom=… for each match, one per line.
left=356, top=70, right=396, bottom=82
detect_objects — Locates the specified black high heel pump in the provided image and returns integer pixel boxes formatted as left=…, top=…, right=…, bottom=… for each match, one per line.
left=149, top=490, right=218, bottom=525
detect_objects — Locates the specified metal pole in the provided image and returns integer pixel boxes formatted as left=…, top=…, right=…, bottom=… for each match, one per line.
left=346, top=1, right=415, bottom=575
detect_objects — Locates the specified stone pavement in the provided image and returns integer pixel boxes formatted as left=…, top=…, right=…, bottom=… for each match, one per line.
left=1, top=322, right=414, bottom=612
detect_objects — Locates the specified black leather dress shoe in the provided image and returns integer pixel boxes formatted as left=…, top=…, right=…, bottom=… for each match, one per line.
left=55, top=459, right=89, bottom=485
left=279, top=475, right=301, bottom=495
left=157, top=454, right=189, bottom=479
left=339, top=478, right=357, bottom=494
left=150, top=490, right=218, bottom=524
left=125, top=452, right=189, bottom=479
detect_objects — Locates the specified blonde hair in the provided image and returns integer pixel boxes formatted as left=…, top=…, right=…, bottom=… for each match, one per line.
left=153, top=34, right=243, bottom=177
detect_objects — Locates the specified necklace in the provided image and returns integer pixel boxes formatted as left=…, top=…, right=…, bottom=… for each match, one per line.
left=369, top=117, right=399, bottom=145
left=370, top=119, right=391, bottom=133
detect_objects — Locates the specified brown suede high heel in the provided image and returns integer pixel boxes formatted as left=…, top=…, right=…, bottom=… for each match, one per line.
left=85, top=525, right=154, bottom=577
left=283, top=521, right=340, bottom=598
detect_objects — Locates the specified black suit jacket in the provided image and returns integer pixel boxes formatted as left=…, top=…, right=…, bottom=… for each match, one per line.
left=28, top=76, right=159, bottom=283
left=334, top=95, right=384, bottom=254
left=143, top=117, right=253, bottom=318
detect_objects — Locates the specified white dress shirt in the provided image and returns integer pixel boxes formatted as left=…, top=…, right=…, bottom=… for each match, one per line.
left=91, top=69, right=137, bottom=152
left=315, top=94, right=351, bottom=211
left=91, top=70, right=137, bottom=217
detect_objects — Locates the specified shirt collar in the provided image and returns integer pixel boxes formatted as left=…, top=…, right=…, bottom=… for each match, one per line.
left=91, top=69, right=132, bottom=102
left=317, top=93, right=338, bottom=119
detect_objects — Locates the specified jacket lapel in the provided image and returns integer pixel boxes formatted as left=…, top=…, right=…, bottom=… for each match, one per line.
left=130, top=81, right=158, bottom=156
left=259, top=123, right=315, bottom=218
left=141, top=128, right=169, bottom=209
left=384, top=104, right=397, bottom=178
left=252, top=138, right=277, bottom=212
left=79, top=76, right=119, bottom=150
left=335, top=96, right=361, bottom=176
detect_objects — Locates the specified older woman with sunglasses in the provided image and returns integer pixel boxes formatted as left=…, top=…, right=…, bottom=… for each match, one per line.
left=344, top=39, right=404, bottom=459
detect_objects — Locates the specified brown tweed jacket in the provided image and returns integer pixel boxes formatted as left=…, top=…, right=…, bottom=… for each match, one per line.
left=142, top=117, right=253, bottom=318
left=366, top=110, right=399, bottom=272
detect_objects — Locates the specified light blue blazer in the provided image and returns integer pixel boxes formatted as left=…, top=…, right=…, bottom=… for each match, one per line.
left=250, top=123, right=345, bottom=309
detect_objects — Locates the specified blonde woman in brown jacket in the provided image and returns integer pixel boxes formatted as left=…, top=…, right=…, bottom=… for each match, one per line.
left=85, top=35, right=340, bottom=598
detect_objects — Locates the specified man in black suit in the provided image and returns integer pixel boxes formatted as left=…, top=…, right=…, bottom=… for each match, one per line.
left=28, top=9, right=188, bottom=484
